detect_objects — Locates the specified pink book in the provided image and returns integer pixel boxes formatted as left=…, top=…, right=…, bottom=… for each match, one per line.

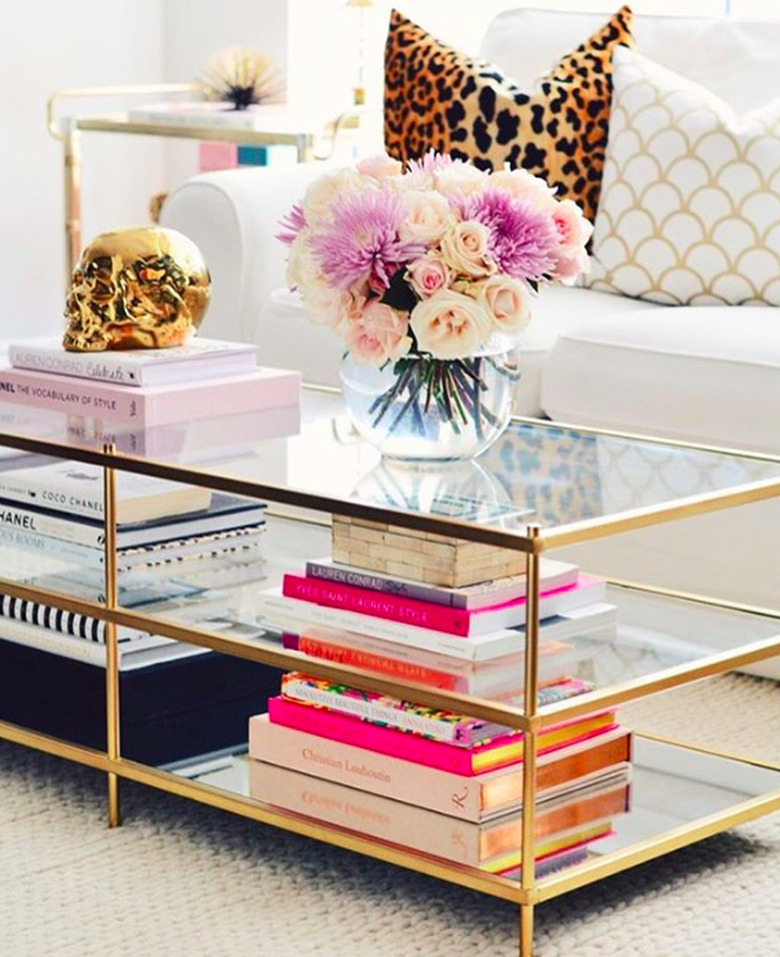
left=248, top=714, right=632, bottom=823
left=282, top=573, right=606, bottom=637
left=0, top=366, right=300, bottom=426
left=248, top=759, right=629, bottom=871
left=199, top=141, right=239, bottom=171
left=267, top=696, right=617, bottom=776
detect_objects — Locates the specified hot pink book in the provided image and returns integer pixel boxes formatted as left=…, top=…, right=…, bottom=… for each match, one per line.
left=282, top=573, right=606, bottom=637
left=0, top=366, right=300, bottom=426
left=267, top=696, right=617, bottom=777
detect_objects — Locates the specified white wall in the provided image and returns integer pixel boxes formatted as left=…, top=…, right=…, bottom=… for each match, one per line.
left=161, top=0, right=289, bottom=187
left=0, top=0, right=165, bottom=340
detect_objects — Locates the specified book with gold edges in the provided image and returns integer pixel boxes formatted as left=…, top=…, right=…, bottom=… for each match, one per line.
left=248, top=759, right=629, bottom=872
left=268, top=695, right=617, bottom=775
left=249, top=715, right=633, bottom=822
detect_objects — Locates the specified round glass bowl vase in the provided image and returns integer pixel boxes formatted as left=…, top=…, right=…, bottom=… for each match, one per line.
left=340, top=341, right=519, bottom=461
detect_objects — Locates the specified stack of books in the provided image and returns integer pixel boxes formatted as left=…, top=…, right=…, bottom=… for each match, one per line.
left=0, top=336, right=302, bottom=763
left=249, top=515, right=631, bottom=877
left=1, top=337, right=301, bottom=456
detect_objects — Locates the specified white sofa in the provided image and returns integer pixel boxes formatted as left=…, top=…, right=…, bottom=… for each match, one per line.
left=161, top=9, right=780, bottom=676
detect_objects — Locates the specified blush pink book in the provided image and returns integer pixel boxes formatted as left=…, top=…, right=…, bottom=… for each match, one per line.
left=249, top=714, right=632, bottom=823
left=281, top=572, right=605, bottom=637
left=267, top=696, right=616, bottom=776
left=0, top=366, right=301, bottom=426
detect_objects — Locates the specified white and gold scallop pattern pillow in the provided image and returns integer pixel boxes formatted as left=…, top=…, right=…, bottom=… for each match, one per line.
left=586, top=47, right=780, bottom=305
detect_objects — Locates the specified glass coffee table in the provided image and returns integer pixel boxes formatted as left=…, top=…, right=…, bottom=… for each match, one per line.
left=0, top=386, right=779, bottom=957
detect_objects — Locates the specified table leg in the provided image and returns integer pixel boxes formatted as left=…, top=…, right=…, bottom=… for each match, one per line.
left=64, top=128, right=82, bottom=283
left=520, top=525, right=541, bottom=957
left=520, top=903, right=535, bottom=957
left=103, top=444, right=121, bottom=828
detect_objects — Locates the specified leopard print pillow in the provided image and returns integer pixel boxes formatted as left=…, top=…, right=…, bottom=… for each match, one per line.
left=384, top=7, right=635, bottom=224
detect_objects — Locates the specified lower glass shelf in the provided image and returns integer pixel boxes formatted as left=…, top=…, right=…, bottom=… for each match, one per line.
left=165, top=735, right=780, bottom=893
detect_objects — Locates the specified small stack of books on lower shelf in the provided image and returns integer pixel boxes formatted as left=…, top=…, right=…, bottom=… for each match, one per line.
left=0, top=457, right=270, bottom=668
left=250, top=514, right=630, bottom=876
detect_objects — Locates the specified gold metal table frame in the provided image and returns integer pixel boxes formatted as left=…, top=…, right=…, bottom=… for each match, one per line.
left=47, top=84, right=367, bottom=283
left=1, top=412, right=780, bottom=957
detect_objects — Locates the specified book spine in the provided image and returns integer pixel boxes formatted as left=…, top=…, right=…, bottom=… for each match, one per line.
left=8, top=346, right=144, bottom=387
left=0, top=472, right=105, bottom=522
left=0, top=593, right=105, bottom=642
left=283, top=634, right=460, bottom=690
left=305, top=561, right=462, bottom=609
left=280, top=674, right=481, bottom=746
left=262, top=593, right=480, bottom=660
left=249, top=716, right=486, bottom=821
left=283, top=573, right=469, bottom=636
left=248, top=760, right=482, bottom=864
left=0, top=615, right=106, bottom=664
left=0, top=368, right=142, bottom=422
left=268, top=696, right=494, bottom=775
left=0, top=502, right=102, bottom=547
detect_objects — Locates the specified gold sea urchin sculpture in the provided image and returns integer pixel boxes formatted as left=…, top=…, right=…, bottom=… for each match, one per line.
left=202, top=47, right=284, bottom=110
left=63, top=227, right=211, bottom=352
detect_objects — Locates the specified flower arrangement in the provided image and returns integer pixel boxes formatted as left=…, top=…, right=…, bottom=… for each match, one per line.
left=279, top=153, right=592, bottom=455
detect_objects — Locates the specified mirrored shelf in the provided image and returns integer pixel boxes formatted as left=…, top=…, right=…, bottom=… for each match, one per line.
left=165, top=737, right=780, bottom=895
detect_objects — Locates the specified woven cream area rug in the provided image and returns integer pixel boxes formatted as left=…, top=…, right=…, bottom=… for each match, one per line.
left=2, top=674, right=779, bottom=957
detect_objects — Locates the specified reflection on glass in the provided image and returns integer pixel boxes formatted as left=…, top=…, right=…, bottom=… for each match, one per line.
left=168, top=738, right=780, bottom=886
left=0, top=392, right=776, bottom=535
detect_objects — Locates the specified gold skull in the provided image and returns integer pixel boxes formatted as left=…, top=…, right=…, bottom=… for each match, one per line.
left=63, top=227, right=211, bottom=351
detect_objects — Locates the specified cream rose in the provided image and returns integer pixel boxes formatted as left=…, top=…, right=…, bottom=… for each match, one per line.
left=440, top=221, right=496, bottom=279
left=300, top=168, right=363, bottom=224
left=300, top=278, right=354, bottom=331
left=356, top=154, right=403, bottom=180
left=346, top=300, right=411, bottom=366
left=434, top=163, right=489, bottom=197
left=490, top=169, right=558, bottom=210
left=399, top=190, right=454, bottom=244
left=474, top=275, right=531, bottom=335
left=410, top=290, right=492, bottom=359
left=285, top=230, right=320, bottom=290
left=406, top=255, right=450, bottom=298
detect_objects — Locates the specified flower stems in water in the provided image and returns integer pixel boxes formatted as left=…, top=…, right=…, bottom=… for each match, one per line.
left=370, top=355, right=516, bottom=440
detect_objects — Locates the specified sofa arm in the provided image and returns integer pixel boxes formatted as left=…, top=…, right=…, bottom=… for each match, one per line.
left=160, top=164, right=323, bottom=347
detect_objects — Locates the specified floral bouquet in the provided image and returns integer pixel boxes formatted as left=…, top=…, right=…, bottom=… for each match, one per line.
left=279, top=152, right=593, bottom=458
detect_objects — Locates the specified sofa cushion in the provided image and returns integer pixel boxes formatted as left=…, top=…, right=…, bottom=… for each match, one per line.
left=586, top=47, right=780, bottom=306
left=481, top=8, right=780, bottom=115
left=384, top=7, right=634, bottom=223
left=541, top=307, right=780, bottom=452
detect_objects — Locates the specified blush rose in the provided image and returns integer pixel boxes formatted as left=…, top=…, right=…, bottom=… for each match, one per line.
left=345, top=299, right=412, bottom=366
left=406, top=255, right=450, bottom=298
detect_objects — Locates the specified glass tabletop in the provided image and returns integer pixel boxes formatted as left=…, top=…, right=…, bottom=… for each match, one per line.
left=0, top=388, right=778, bottom=546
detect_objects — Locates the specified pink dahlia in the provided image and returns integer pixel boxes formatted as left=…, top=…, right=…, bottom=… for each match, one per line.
left=406, top=150, right=455, bottom=176
left=309, top=188, right=425, bottom=291
left=277, top=204, right=306, bottom=246
left=463, top=187, right=560, bottom=282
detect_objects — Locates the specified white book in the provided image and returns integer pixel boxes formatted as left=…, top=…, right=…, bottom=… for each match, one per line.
left=0, top=460, right=211, bottom=524
left=284, top=625, right=601, bottom=698
left=0, top=613, right=206, bottom=669
left=0, top=493, right=264, bottom=549
left=305, top=557, right=580, bottom=611
left=9, top=338, right=259, bottom=388
left=258, top=587, right=617, bottom=662
left=0, top=523, right=265, bottom=573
